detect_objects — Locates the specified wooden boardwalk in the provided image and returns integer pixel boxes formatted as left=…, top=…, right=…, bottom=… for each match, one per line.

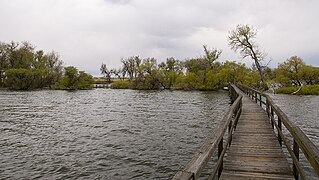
left=173, top=84, right=319, bottom=180
left=220, top=94, right=294, bottom=179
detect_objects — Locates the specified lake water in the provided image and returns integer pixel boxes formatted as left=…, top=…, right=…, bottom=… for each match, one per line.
left=269, top=93, right=319, bottom=147
left=269, top=93, right=319, bottom=179
left=1, top=89, right=318, bottom=179
left=0, top=89, right=230, bottom=179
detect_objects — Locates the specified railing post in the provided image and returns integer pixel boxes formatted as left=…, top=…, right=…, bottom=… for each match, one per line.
left=228, top=118, right=232, bottom=133
left=270, top=107, right=274, bottom=129
left=293, top=139, right=300, bottom=180
left=259, top=94, right=262, bottom=107
left=278, top=117, right=282, bottom=146
left=255, top=92, right=258, bottom=103
left=266, top=99, right=269, bottom=117
left=218, top=138, right=223, bottom=178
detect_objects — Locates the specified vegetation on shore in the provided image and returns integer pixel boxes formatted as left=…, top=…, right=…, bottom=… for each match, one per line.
left=100, top=52, right=260, bottom=91
left=275, top=84, right=319, bottom=95
left=1, top=25, right=318, bottom=93
left=100, top=52, right=319, bottom=94
left=99, top=25, right=319, bottom=94
left=54, top=66, right=94, bottom=90
left=273, top=56, right=319, bottom=95
left=0, top=41, right=94, bottom=90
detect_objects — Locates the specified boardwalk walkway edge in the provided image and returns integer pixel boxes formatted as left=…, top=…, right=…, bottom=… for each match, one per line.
left=172, top=84, right=319, bottom=180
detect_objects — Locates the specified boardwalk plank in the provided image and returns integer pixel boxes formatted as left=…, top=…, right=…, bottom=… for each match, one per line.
left=220, top=94, right=294, bottom=180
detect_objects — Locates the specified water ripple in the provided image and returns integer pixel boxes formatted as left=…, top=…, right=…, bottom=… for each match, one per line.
left=0, top=89, right=230, bottom=179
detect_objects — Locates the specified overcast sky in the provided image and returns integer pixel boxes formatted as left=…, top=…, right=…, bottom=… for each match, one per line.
left=1, top=0, right=318, bottom=76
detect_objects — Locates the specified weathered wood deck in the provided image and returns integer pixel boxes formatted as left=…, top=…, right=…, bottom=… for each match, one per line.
left=173, top=84, right=319, bottom=180
left=220, top=94, right=294, bottom=179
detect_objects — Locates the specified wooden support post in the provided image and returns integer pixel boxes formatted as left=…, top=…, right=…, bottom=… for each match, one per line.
left=259, top=94, right=262, bottom=107
left=266, top=99, right=269, bottom=117
left=218, top=138, right=223, bottom=178
left=271, top=108, right=274, bottom=128
left=293, top=140, right=300, bottom=180
left=228, top=119, right=232, bottom=133
left=255, top=92, right=258, bottom=103
left=278, top=117, right=282, bottom=146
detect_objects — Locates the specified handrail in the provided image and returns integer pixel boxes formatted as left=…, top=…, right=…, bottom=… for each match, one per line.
left=237, top=84, right=319, bottom=179
left=172, top=84, right=242, bottom=180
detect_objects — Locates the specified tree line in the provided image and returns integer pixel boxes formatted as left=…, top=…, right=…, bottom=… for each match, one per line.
left=100, top=25, right=319, bottom=91
left=100, top=46, right=260, bottom=90
left=1, top=25, right=317, bottom=91
left=101, top=52, right=318, bottom=91
left=0, top=41, right=94, bottom=90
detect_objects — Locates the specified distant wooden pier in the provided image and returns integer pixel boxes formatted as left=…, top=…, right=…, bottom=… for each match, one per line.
left=173, top=84, right=319, bottom=180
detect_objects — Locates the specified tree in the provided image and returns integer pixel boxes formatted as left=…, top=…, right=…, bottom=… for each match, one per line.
left=55, top=66, right=94, bottom=90
left=203, top=45, right=222, bottom=69
left=228, top=24, right=267, bottom=89
left=0, top=41, right=63, bottom=89
left=44, top=51, right=63, bottom=81
left=111, top=68, right=121, bottom=79
left=158, top=57, right=183, bottom=89
left=0, top=42, right=8, bottom=86
left=121, top=57, right=137, bottom=80
left=100, top=63, right=111, bottom=82
left=275, top=56, right=305, bottom=86
left=298, top=65, right=319, bottom=85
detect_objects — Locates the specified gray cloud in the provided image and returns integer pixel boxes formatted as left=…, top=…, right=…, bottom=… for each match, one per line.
left=0, top=0, right=318, bottom=75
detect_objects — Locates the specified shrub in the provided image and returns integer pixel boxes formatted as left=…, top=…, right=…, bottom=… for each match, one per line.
left=111, top=80, right=131, bottom=89
left=4, top=68, right=54, bottom=90
left=275, top=84, right=319, bottom=95
left=54, top=66, right=94, bottom=90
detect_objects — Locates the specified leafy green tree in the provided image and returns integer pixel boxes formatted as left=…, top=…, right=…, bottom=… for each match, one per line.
left=43, top=51, right=63, bottom=82
left=0, top=42, right=9, bottom=86
left=77, top=71, right=95, bottom=89
left=55, top=66, right=94, bottom=90
left=203, top=45, right=222, bottom=69
left=158, top=57, right=183, bottom=89
left=11, top=41, right=35, bottom=69
left=5, top=68, right=34, bottom=90
left=218, top=61, right=259, bottom=87
left=181, top=46, right=222, bottom=90
left=4, top=68, right=54, bottom=90
left=298, top=65, right=319, bottom=85
left=275, top=56, right=305, bottom=86
left=0, top=41, right=63, bottom=89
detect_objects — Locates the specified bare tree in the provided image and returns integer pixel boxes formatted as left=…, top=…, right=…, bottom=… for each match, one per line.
left=100, top=63, right=111, bottom=82
left=111, top=68, right=121, bottom=79
left=228, top=24, right=267, bottom=89
left=121, top=57, right=136, bottom=80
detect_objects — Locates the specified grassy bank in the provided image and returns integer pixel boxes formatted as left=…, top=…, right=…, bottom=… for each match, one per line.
left=275, top=84, right=319, bottom=95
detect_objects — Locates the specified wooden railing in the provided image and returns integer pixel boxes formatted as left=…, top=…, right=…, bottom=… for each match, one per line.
left=237, top=84, right=319, bottom=180
left=172, top=84, right=242, bottom=180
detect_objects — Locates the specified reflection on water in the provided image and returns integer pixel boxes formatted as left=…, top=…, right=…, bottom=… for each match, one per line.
left=0, top=89, right=229, bottom=179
